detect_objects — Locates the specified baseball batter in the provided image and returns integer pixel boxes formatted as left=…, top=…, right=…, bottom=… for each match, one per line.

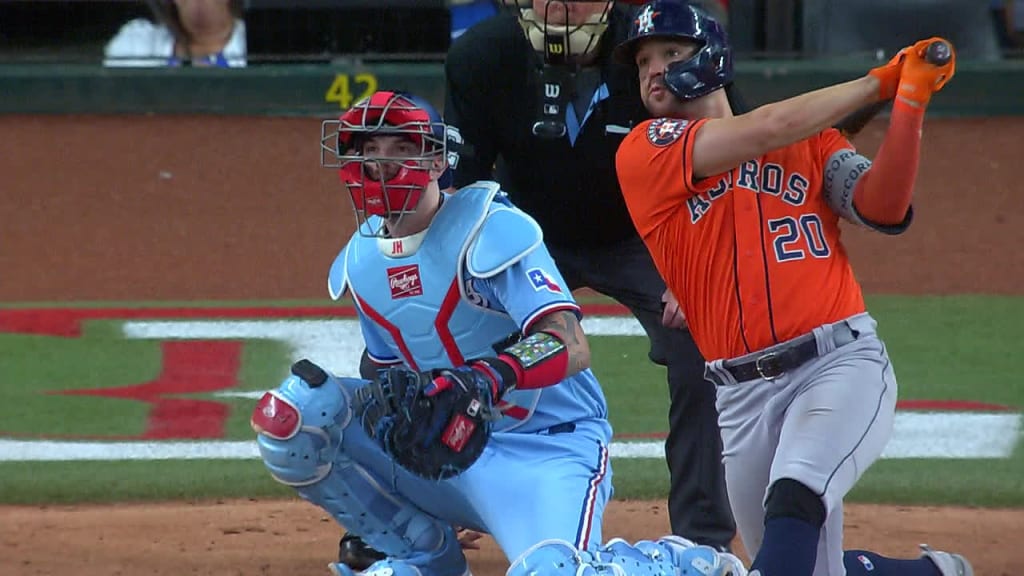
left=251, top=90, right=742, bottom=576
left=613, top=2, right=972, bottom=576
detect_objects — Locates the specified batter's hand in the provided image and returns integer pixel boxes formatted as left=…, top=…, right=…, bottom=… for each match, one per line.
left=661, top=288, right=687, bottom=330
left=867, top=51, right=905, bottom=100
left=896, top=38, right=956, bottom=107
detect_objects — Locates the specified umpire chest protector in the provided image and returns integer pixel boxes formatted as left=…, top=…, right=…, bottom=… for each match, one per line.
left=330, top=182, right=548, bottom=425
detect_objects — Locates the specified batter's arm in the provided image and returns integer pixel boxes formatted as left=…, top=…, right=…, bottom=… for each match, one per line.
left=834, top=40, right=955, bottom=226
left=690, top=76, right=881, bottom=179
left=847, top=100, right=922, bottom=226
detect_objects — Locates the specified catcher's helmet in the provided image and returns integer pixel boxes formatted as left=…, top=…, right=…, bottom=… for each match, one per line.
left=320, top=91, right=448, bottom=236
left=613, top=0, right=732, bottom=101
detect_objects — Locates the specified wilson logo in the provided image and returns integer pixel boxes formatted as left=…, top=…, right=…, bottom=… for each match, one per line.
left=387, top=264, right=423, bottom=299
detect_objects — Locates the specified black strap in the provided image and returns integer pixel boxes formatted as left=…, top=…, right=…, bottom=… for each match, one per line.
left=723, top=337, right=820, bottom=383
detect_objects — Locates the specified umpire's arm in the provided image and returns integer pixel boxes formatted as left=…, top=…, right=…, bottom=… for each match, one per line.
left=443, top=41, right=500, bottom=187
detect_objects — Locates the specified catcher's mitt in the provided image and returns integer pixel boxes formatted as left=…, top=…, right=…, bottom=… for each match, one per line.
left=358, top=366, right=498, bottom=481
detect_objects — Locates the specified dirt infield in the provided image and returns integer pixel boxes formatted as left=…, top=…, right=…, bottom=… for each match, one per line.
left=1, top=115, right=1022, bottom=575
left=1, top=500, right=1021, bottom=576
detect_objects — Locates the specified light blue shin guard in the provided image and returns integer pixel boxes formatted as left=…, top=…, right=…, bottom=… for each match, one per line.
left=632, top=537, right=747, bottom=576
left=507, top=539, right=598, bottom=576
left=253, top=364, right=466, bottom=576
left=507, top=537, right=747, bottom=576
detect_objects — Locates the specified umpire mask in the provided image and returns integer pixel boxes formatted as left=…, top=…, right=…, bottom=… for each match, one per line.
left=500, top=1, right=614, bottom=139
left=500, top=0, right=614, bottom=65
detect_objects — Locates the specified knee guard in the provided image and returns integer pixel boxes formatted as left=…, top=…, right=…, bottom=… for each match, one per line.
left=253, top=360, right=463, bottom=574
left=507, top=540, right=597, bottom=576
left=764, top=478, right=826, bottom=527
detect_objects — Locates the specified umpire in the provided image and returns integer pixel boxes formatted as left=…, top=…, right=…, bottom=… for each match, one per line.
left=444, top=0, right=737, bottom=551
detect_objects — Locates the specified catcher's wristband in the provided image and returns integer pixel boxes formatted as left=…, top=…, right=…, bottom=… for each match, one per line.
left=472, top=330, right=569, bottom=394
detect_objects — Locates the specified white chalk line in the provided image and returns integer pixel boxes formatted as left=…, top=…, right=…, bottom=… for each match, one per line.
left=2, top=317, right=1019, bottom=461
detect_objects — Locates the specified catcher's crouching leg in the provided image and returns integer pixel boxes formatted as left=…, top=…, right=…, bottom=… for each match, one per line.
left=252, top=360, right=468, bottom=576
left=507, top=537, right=747, bottom=576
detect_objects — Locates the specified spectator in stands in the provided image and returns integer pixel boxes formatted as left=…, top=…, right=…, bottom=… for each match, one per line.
left=992, top=0, right=1024, bottom=51
left=104, top=0, right=246, bottom=68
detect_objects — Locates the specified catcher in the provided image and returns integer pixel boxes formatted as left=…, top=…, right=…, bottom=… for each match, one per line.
left=251, top=90, right=743, bottom=576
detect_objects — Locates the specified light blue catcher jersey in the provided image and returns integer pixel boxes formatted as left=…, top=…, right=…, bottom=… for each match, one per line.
left=329, top=182, right=608, bottom=433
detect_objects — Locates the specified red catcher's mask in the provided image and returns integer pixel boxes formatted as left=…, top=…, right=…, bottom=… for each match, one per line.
left=325, top=91, right=447, bottom=234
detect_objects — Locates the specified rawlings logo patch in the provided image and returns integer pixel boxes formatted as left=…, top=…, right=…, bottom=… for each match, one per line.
left=442, top=413, right=476, bottom=452
left=647, top=118, right=688, bottom=147
left=387, top=264, right=423, bottom=299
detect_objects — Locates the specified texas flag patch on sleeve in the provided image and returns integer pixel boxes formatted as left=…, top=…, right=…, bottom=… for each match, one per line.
left=527, top=267, right=563, bottom=294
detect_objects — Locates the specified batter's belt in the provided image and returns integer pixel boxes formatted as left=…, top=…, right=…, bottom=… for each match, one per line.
left=706, top=320, right=861, bottom=386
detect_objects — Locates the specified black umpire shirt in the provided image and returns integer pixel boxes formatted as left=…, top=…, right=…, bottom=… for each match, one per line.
left=444, top=7, right=649, bottom=249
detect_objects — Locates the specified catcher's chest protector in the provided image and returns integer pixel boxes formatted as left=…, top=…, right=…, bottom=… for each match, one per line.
left=338, top=183, right=548, bottom=431
left=342, top=184, right=521, bottom=367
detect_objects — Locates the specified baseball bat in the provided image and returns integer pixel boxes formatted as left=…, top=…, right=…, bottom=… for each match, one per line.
left=835, top=40, right=952, bottom=138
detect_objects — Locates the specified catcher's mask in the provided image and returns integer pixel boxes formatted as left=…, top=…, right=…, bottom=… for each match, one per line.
left=321, top=91, right=448, bottom=237
left=613, top=0, right=733, bottom=102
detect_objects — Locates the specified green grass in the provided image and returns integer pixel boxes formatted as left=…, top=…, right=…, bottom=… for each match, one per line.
left=0, top=460, right=290, bottom=504
left=590, top=336, right=669, bottom=435
left=0, top=296, right=1022, bottom=507
left=848, top=458, right=1024, bottom=507
left=866, top=296, right=1024, bottom=407
left=0, top=320, right=290, bottom=437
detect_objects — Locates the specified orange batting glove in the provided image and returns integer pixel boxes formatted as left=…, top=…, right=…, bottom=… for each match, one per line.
left=896, top=37, right=957, bottom=107
left=868, top=51, right=905, bottom=100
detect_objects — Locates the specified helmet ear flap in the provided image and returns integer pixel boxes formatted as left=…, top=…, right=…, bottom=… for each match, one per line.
left=663, top=37, right=732, bottom=101
left=615, top=0, right=733, bottom=100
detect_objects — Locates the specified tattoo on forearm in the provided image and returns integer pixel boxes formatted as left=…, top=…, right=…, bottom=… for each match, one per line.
left=531, top=311, right=591, bottom=375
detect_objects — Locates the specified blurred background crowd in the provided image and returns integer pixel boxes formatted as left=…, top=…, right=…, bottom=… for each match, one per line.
left=0, top=0, right=1021, bottom=67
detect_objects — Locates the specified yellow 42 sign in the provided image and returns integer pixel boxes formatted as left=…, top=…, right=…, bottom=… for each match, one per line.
left=325, top=73, right=379, bottom=109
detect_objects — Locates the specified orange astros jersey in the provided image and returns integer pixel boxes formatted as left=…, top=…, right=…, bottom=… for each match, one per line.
left=616, top=118, right=867, bottom=361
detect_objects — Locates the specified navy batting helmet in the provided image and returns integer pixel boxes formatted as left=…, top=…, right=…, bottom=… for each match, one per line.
left=613, top=0, right=733, bottom=101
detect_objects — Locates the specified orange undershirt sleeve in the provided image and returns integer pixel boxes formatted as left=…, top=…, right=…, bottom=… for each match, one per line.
left=852, top=99, right=926, bottom=225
